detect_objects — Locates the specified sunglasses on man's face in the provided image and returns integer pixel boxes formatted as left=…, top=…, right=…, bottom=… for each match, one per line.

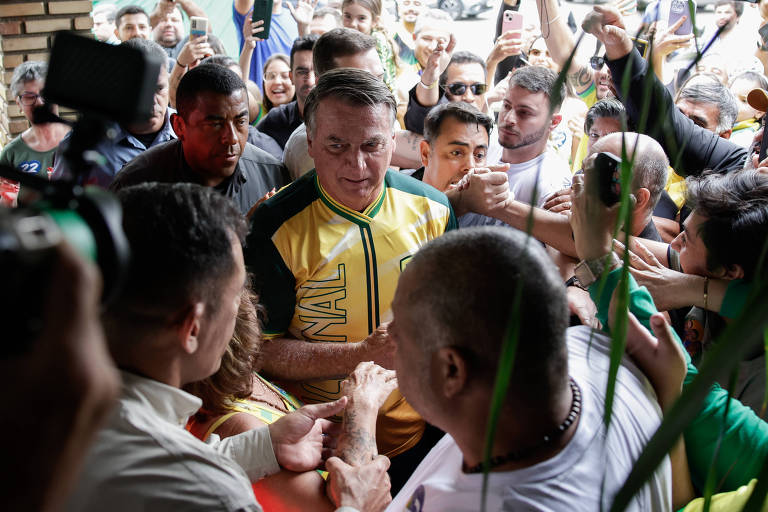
left=446, top=82, right=487, bottom=96
left=589, top=55, right=606, bottom=71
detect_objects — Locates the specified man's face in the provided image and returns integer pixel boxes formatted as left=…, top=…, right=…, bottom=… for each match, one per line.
left=192, top=233, right=245, bottom=382
left=730, top=78, right=762, bottom=123
left=595, top=64, right=614, bottom=100
left=413, top=27, right=450, bottom=69
left=334, top=48, right=385, bottom=80
left=397, top=0, right=425, bottom=25
left=126, top=66, right=170, bottom=135
left=498, top=85, right=557, bottom=151
left=443, top=62, right=486, bottom=111
left=116, top=13, right=150, bottom=41
left=670, top=211, right=711, bottom=276
left=310, top=13, right=339, bottom=35
left=422, top=117, right=488, bottom=191
left=715, top=4, right=738, bottom=29
left=307, top=98, right=395, bottom=212
left=586, top=115, right=622, bottom=154
left=676, top=98, right=721, bottom=134
left=174, top=89, right=250, bottom=184
left=92, top=12, right=116, bottom=42
left=152, top=8, right=185, bottom=47
left=291, top=50, right=316, bottom=108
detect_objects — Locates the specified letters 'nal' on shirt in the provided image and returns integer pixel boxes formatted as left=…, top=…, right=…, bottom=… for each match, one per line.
left=245, top=169, right=456, bottom=457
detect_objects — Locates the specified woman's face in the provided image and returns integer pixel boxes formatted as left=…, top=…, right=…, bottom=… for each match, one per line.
left=263, top=59, right=295, bottom=108
left=342, top=2, right=375, bottom=35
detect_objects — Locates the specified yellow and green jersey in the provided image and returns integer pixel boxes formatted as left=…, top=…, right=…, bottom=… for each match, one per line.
left=245, top=169, right=456, bottom=457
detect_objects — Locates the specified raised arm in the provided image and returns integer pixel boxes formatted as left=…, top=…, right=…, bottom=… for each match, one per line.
left=582, top=6, right=748, bottom=176
left=536, top=0, right=594, bottom=95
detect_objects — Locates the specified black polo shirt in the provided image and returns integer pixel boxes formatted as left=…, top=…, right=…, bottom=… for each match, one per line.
left=255, top=101, right=302, bottom=149
left=110, top=139, right=288, bottom=215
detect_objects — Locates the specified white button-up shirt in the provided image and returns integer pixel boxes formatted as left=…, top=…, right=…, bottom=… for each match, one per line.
left=66, top=371, right=280, bottom=511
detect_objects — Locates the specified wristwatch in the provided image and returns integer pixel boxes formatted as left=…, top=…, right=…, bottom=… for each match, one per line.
left=565, top=275, right=587, bottom=291
left=573, top=253, right=621, bottom=288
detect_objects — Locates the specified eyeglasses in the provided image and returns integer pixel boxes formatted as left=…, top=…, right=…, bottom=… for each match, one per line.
left=17, top=92, right=42, bottom=106
left=589, top=55, right=605, bottom=71
left=446, top=82, right=486, bottom=96
left=264, top=71, right=290, bottom=82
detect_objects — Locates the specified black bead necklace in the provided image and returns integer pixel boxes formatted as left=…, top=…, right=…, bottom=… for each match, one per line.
left=463, top=377, right=582, bottom=474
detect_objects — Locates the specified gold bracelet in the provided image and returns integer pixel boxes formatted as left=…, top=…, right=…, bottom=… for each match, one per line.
left=418, top=79, right=437, bottom=90
left=703, top=276, right=709, bottom=311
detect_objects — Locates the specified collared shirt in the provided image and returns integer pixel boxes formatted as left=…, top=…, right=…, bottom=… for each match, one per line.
left=66, top=371, right=279, bottom=512
left=110, top=139, right=288, bottom=215
left=51, top=110, right=177, bottom=189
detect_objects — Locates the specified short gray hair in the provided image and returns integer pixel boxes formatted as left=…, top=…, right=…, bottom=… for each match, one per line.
left=303, top=68, right=397, bottom=136
left=678, top=76, right=739, bottom=133
left=10, top=61, right=47, bottom=98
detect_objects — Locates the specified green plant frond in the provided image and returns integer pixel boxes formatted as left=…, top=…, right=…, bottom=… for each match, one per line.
left=610, top=279, right=768, bottom=512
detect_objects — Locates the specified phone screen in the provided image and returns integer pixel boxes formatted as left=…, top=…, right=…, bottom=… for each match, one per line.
left=667, top=0, right=694, bottom=36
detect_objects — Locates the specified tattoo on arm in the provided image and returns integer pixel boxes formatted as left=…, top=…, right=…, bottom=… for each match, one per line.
left=337, top=408, right=378, bottom=466
left=568, top=65, right=594, bottom=93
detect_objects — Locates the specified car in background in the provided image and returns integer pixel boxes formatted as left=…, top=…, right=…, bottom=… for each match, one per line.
left=432, top=0, right=495, bottom=20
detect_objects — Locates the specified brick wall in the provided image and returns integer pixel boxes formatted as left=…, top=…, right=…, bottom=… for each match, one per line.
left=0, top=1, right=94, bottom=145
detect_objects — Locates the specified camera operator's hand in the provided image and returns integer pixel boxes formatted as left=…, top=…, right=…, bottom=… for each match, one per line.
left=0, top=242, right=120, bottom=511
left=581, top=5, right=633, bottom=60
left=570, top=154, right=622, bottom=261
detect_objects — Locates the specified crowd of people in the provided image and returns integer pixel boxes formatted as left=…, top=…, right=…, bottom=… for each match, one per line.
left=3, top=0, right=768, bottom=510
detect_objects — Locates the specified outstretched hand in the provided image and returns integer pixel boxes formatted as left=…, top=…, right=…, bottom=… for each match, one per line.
left=268, top=397, right=347, bottom=472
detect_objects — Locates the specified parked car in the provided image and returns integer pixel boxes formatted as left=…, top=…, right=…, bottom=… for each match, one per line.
left=434, top=0, right=495, bottom=20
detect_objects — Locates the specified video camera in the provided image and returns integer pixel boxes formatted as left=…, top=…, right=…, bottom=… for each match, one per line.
left=0, top=32, right=164, bottom=352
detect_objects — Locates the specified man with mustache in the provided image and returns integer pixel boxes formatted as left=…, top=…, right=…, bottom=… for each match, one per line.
left=110, top=64, right=287, bottom=216
left=51, top=39, right=175, bottom=189
left=461, top=65, right=572, bottom=227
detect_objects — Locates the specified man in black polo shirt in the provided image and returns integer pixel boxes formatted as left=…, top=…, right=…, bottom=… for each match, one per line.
left=111, top=64, right=287, bottom=215
left=255, top=35, right=317, bottom=149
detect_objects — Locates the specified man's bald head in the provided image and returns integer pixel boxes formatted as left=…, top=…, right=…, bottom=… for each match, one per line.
left=590, top=132, right=668, bottom=214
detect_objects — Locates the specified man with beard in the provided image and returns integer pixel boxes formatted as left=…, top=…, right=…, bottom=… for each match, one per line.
left=461, top=66, right=572, bottom=227
left=150, top=0, right=209, bottom=63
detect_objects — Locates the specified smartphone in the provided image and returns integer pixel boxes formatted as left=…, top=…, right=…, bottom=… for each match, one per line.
left=759, top=23, right=768, bottom=46
left=760, top=118, right=768, bottom=163
left=667, top=0, right=695, bottom=36
left=595, top=152, right=622, bottom=206
left=502, top=11, right=523, bottom=36
left=252, top=0, right=275, bottom=40
left=630, top=36, right=649, bottom=58
left=189, top=16, right=208, bottom=39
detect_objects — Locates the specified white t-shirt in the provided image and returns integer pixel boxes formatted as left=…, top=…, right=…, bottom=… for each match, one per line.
left=459, top=150, right=572, bottom=228
left=387, top=325, right=672, bottom=512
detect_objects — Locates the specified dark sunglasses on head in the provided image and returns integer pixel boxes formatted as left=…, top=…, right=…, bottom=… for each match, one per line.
left=446, top=82, right=487, bottom=96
